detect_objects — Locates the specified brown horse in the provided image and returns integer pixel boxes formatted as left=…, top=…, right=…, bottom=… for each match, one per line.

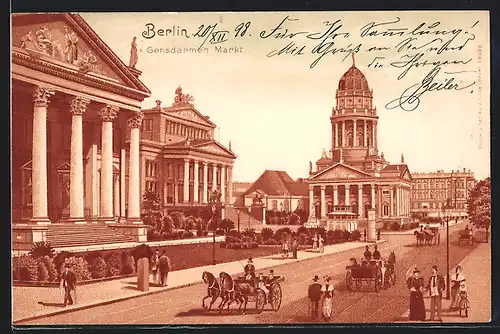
left=414, top=230, right=434, bottom=246
left=201, top=271, right=222, bottom=311
left=218, top=272, right=248, bottom=313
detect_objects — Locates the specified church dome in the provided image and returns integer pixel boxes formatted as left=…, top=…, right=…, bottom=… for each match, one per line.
left=338, top=65, right=370, bottom=91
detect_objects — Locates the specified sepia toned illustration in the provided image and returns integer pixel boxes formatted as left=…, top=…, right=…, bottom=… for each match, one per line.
left=11, top=11, right=490, bottom=325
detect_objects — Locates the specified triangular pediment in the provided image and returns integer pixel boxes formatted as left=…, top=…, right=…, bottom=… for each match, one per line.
left=57, top=161, right=71, bottom=172
left=195, top=141, right=236, bottom=158
left=167, top=107, right=216, bottom=128
left=11, top=13, right=150, bottom=95
left=310, top=163, right=372, bottom=180
left=401, top=168, right=412, bottom=181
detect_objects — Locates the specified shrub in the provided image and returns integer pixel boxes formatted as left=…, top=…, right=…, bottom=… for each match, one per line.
left=162, top=215, right=174, bottom=233
left=169, top=211, right=185, bottom=229
left=351, top=230, right=361, bottom=241
left=260, top=227, right=274, bottom=241
left=37, top=261, right=49, bottom=282
left=231, top=243, right=242, bottom=249
left=242, top=228, right=256, bottom=238
left=30, top=241, right=55, bottom=259
left=90, top=256, right=107, bottom=279
left=289, top=213, right=301, bottom=225
left=241, top=236, right=251, bottom=243
left=226, top=243, right=233, bottom=249
left=255, top=234, right=263, bottom=245
left=390, top=222, right=401, bottom=231
left=65, top=256, right=91, bottom=281
left=132, top=244, right=153, bottom=261
left=220, top=242, right=227, bottom=248
left=225, top=236, right=241, bottom=244
left=332, top=229, right=344, bottom=241
left=241, top=243, right=248, bottom=249
left=263, top=239, right=279, bottom=245
left=274, top=227, right=293, bottom=241
left=105, top=252, right=123, bottom=277
left=53, top=251, right=74, bottom=273
left=13, top=255, right=38, bottom=282
left=226, top=230, right=242, bottom=239
left=249, top=242, right=258, bottom=249
left=298, top=232, right=309, bottom=245
left=215, top=229, right=225, bottom=236
left=297, top=226, right=308, bottom=235
left=343, top=230, right=351, bottom=241
left=121, top=251, right=135, bottom=275
left=41, top=255, right=58, bottom=282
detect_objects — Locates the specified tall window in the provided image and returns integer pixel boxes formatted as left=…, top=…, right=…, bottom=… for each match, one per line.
left=271, top=200, right=278, bottom=211
left=143, top=119, right=153, bottom=131
left=284, top=199, right=290, bottom=212
left=383, top=203, right=389, bottom=216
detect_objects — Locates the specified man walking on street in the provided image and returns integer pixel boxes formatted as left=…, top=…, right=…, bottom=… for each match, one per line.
left=158, top=251, right=172, bottom=287
left=292, top=237, right=298, bottom=259
left=151, top=249, right=160, bottom=285
left=60, top=263, right=77, bottom=307
left=427, top=265, right=445, bottom=322
left=308, top=275, right=322, bottom=320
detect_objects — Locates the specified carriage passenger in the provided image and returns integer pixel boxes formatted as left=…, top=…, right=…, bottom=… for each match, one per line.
left=266, top=270, right=275, bottom=284
left=363, top=246, right=372, bottom=261
left=258, top=273, right=270, bottom=301
left=372, top=245, right=381, bottom=260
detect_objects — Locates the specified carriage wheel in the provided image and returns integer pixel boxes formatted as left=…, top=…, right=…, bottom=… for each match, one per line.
left=346, top=271, right=353, bottom=292
left=270, top=283, right=282, bottom=312
left=255, top=289, right=266, bottom=314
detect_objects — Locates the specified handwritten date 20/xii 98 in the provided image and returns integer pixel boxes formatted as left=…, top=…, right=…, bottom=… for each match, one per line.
left=193, top=22, right=251, bottom=48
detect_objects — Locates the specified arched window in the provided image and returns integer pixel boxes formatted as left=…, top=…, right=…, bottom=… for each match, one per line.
left=326, top=201, right=333, bottom=214
left=283, top=199, right=290, bottom=212
left=357, top=132, right=364, bottom=147
left=347, top=132, right=353, bottom=146
left=351, top=201, right=358, bottom=215
left=271, top=200, right=278, bottom=211
left=383, top=202, right=389, bottom=216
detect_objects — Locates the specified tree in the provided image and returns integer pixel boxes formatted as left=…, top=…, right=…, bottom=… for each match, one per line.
left=467, top=177, right=491, bottom=242
left=219, top=218, right=235, bottom=234
left=142, top=190, right=163, bottom=230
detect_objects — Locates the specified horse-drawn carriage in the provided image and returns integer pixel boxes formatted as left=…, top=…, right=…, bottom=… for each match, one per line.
left=201, top=271, right=283, bottom=314
left=414, top=227, right=440, bottom=246
left=458, top=229, right=475, bottom=245
left=345, top=251, right=397, bottom=292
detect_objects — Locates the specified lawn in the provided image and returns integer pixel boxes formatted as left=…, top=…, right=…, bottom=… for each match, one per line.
left=157, top=243, right=283, bottom=271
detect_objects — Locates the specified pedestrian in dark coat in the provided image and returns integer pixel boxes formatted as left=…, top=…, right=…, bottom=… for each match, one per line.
left=158, top=251, right=172, bottom=287
left=406, top=268, right=426, bottom=321
left=292, top=237, right=298, bottom=259
left=308, top=275, right=322, bottom=320
left=60, top=263, right=77, bottom=307
left=426, top=265, right=445, bottom=321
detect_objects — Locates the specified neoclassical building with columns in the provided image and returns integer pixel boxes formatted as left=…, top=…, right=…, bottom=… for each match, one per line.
left=307, top=56, right=412, bottom=230
left=11, top=13, right=151, bottom=249
left=140, top=87, right=237, bottom=215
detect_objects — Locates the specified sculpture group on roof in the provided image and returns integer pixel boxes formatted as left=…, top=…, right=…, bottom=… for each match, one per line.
left=173, top=86, right=195, bottom=106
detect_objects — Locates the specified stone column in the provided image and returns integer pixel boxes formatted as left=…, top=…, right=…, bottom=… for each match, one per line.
left=358, top=184, right=363, bottom=217
left=127, top=112, right=143, bottom=224
left=371, top=184, right=376, bottom=209
left=341, top=121, right=346, bottom=147
left=120, top=148, right=126, bottom=219
left=320, top=185, right=326, bottom=218
left=30, top=87, right=54, bottom=224
left=220, top=165, right=226, bottom=203
left=396, top=186, right=401, bottom=216
left=390, top=187, right=394, bottom=216
left=68, top=96, right=89, bottom=223
left=98, top=105, right=118, bottom=223
left=373, top=121, right=377, bottom=149
left=212, top=164, right=217, bottom=191
left=227, top=166, right=233, bottom=205
left=309, top=185, right=314, bottom=216
left=333, top=185, right=339, bottom=206
left=345, top=184, right=350, bottom=206
left=193, top=160, right=199, bottom=203
left=202, top=162, right=208, bottom=203
left=334, top=122, right=339, bottom=148
left=114, top=173, right=119, bottom=219
left=183, top=159, right=190, bottom=203
left=364, top=120, right=367, bottom=147
left=353, top=120, right=357, bottom=147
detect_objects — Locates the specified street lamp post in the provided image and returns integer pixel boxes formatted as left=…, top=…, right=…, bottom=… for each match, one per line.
left=210, top=190, right=222, bottom=266
left=442, top=204, right=451, bottom=299
left=237, top=208, right=241, bottom=233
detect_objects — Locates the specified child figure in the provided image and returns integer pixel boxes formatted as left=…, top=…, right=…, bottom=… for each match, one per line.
left=458, top=282, right=470, bottom=317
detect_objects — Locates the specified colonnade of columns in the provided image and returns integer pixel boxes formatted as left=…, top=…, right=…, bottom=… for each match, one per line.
left=332, top=119, right=377, bottom=148
left=179, top=159, right=233, bottom=204
left=30, top=86, right=143, bottom=225
left=309, top=183, right=411, bottom=219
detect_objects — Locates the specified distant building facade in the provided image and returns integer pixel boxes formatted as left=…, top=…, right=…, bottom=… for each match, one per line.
left=140, top=87, right=237, bottom=215
left=307, top=56, right=413, bottom=230
left=411, top=168, right=476, bottom=219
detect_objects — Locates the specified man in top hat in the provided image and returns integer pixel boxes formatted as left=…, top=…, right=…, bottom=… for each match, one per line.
left=372, top=245, right=381, bottom=260
left=308, top=275, right=322, bottom=320
left=427, top=264, right=445, bottom=322
left=244, top=257, right=256, bottom=280
left=60, top=263, right=77, bottom=307
left=363, top=245, right=372, bottom=261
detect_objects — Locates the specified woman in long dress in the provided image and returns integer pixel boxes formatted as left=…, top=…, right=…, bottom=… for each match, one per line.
left=312, top=234, right=318, bottom=251
left=406, top=268, right=426, bottom=321
left=318, top=235, right=324, bottom=253
left=449, top=265, right=466, bottom=311
left=321, top=276, right=334, bottom=320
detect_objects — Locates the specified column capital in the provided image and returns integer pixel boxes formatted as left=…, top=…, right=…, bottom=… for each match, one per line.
left=33, top=87, right=54, bottom=107
left=183, top=158, right=190, bottom=163
left=69, top=96, right=90, bottom=116
left=193, top=160, right=199, bottom=165
left=309, top=185, right=314, bottom=191
left=126, top=111, right=143, bottom=128
left=99, top=105, right=119, bottom=122
left=320, top=185, right=326, bottom=190
left=333, top=184, right=339, bottom=190
left=202, top=161, right=208, bottom=166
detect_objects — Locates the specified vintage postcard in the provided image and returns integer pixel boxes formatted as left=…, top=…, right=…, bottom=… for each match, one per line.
left=11, top=11, right=490, bottom=325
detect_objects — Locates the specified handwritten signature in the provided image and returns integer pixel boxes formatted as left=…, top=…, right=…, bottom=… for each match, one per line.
left=385, top=65, right=476, bottom=111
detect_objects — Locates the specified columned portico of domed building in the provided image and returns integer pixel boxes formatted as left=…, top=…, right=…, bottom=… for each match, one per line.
left=11, top=13, right=151, bottom=248
left=307, top=54, right=413, bottom=232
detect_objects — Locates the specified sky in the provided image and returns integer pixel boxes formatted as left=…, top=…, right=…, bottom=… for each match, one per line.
left=81, top=11, right=490, bottom=182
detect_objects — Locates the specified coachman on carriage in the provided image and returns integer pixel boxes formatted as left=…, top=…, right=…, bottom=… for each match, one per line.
left=345, top=250, right=396, bottom=292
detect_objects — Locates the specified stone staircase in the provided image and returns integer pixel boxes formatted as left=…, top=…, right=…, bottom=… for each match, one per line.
left=46, top=223, right=135, bottom=249
left=224, top=206, right=265, bottom=232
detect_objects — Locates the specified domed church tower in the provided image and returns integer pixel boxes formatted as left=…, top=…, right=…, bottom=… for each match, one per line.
left=330, top=54, right=383, bottom=172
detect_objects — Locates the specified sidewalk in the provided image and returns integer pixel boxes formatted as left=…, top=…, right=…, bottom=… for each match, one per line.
left=398, top=242, right=491, bottom=323
left=13, top=239, right=386, bottom=323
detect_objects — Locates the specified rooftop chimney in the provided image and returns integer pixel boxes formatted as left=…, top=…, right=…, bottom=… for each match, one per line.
left=463, top=168, right=466, bottom=173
